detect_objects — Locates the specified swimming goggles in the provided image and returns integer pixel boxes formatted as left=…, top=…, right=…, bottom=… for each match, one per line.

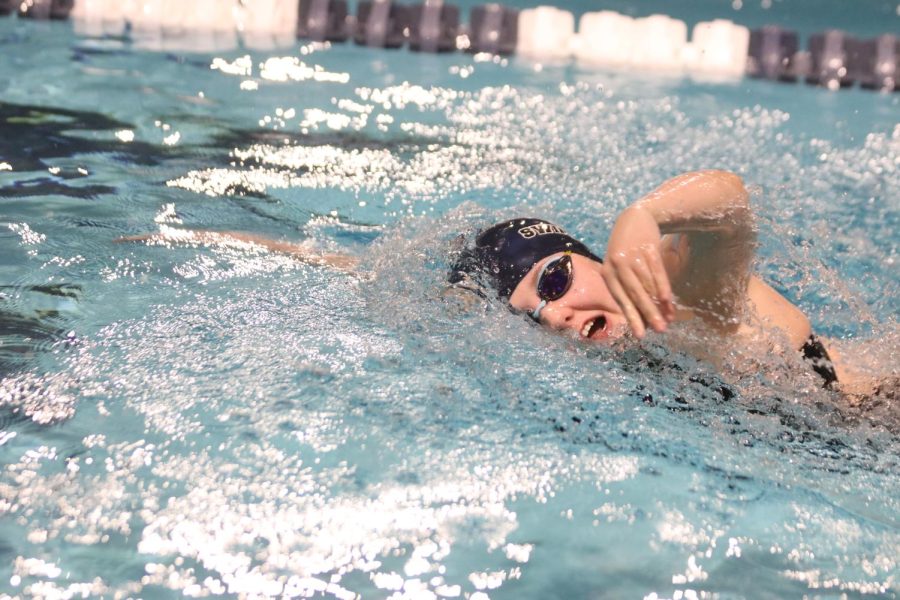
left=530, top=252, right=573, bottom=321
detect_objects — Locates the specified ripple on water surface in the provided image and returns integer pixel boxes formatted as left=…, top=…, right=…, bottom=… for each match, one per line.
left=0, top=26, right=898, bottom=598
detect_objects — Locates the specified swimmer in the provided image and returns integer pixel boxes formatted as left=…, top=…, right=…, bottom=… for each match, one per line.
left=118, top=170, right=892, bottom=399
left=447, top=170, right=855, bottom=390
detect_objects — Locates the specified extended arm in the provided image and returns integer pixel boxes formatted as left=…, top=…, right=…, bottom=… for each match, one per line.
left=603, top=170, right=755, bottom=337
left=116, top=229, right=359, bottom=273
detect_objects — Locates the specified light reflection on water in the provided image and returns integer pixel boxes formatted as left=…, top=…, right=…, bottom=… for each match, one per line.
left=0, top=15, right=898, bottom=599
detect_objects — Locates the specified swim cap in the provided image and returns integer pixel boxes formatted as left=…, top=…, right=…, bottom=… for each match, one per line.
left=448, top=218, right=603, bottom=299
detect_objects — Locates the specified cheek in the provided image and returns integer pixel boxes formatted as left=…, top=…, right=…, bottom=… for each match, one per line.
left=573, top=272, right=612, bottom=302
left=608, top=313, right=628, bottom=331
left=569, top=272, right=622, bottom=316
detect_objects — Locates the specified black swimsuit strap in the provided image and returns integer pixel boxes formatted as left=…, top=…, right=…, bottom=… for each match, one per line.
left=801, top=335, right=838, bottom=388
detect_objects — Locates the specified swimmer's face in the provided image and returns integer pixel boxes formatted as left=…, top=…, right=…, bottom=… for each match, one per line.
left=509, top=252, right=628, bottom=342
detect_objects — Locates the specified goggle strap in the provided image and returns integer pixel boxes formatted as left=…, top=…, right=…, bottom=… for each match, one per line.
left=531, top=299, right=547, bottom=321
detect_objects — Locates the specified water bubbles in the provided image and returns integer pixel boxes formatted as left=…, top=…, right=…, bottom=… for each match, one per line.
left=1, top=21, right=898, bottom=598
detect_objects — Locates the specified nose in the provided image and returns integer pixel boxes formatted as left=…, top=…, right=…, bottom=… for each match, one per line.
left=539, top=301, right=576, bottom=331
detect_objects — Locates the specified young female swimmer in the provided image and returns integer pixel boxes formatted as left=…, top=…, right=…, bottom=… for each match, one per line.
left=119, top=170, right=882, bottom=396
left=447, top=170, right=849, bottom=390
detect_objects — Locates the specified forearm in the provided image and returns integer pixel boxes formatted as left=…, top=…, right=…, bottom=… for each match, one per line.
left=219, top=231, right=359, bottom=271
left=603, top=171, right=757, bottom=335
left=631, top=170, right=752, bottom=235
left=116, top=229, right=358, bottom=273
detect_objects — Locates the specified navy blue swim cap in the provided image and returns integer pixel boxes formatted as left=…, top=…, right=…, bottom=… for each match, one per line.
left=449, top=218, right=603, bottom=299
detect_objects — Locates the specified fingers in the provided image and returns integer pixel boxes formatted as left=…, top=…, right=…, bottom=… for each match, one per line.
left=113, top=234, right=153, bottom=243
left=604, top=272, right=647, bottom=339
left=605, top=248, right=675, bottom=339
left=631, top=255, right=658, bottom=300
left=115, top=230, right=196, bottom=245
left=619, top=267, right=667, bottom=334
left=642, top=247, right=675, bottom=322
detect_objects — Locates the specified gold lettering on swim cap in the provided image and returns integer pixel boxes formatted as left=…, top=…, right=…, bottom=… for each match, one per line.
left=517, top=223, right=566, bottom=239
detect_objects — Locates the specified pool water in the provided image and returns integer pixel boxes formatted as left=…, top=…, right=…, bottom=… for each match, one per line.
left=1, top=2, right=898, bottom=598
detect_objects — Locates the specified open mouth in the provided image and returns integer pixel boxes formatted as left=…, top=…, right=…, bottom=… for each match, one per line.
left=580, top=315, right=607, bottom=339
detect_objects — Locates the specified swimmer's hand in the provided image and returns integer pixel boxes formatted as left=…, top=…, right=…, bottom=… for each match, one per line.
left=603, top=205, right=676, bottom=339
left=115, top=229, right=358, bottom=273
left=606, top=170, right=753, bottom=339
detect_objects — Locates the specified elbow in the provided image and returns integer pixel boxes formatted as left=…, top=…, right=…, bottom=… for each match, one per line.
left=720, top=171, right=753, bottom=236
left=719, top=170, right=748, bottom=201
left=698, top=169, right=753, bottom=234
left=677, top=169, right=748, bottom=205
left=700, top=170, right=747, bottom=200
left=698, top=168, right=749, bottom=207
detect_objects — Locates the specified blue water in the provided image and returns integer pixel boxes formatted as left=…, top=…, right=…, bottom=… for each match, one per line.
left=1, top=2, right=898, bottom=598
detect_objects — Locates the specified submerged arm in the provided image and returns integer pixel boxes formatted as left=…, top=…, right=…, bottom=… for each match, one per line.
left=116, top=229, right=359, bottom=273
left=603, top=170, right=755, bottom=337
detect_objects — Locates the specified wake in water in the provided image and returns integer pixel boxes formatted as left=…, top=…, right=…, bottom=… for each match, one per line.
left=1, top=54, right=898, bottom=595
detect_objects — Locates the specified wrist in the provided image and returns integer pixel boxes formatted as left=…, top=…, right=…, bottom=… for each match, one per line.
left=621, top=203, right=661, bottom=230
left=628, top=199, right=660, bottom=218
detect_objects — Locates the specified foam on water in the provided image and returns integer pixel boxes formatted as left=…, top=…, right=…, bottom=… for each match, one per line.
left=0, top=13, right=898, bottom=599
